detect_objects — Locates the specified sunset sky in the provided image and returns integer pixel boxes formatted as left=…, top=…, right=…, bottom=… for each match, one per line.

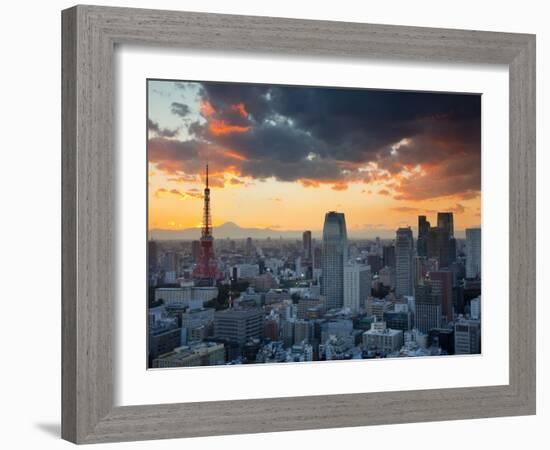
left=147, top=80, right=481, bottom=238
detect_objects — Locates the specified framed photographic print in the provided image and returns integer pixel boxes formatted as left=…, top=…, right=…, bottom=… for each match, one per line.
left=62, top=5, right=536, bottom=444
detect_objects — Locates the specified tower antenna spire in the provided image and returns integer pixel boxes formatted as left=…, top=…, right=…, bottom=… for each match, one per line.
left=193, top=162, right=219, bottom=285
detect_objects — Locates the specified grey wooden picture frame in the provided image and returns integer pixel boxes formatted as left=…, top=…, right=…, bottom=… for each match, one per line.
left=61, top=4, right=536, bottom=444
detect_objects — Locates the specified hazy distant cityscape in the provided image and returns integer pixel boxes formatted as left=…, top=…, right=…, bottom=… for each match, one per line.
left=147, top=166, right=481, bottom=368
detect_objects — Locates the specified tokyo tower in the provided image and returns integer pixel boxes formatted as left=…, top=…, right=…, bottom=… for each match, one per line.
left=192, top=164, right=220, bottom=285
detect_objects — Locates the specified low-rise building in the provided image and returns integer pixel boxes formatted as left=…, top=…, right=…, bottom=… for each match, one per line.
left=154, top=286, right=218, bottom=306
left=152, top=342, right=225, bottom=368
left=362, top=321, right=403, bottom=352
left=148, top=323, right=182, bottom=364
left=366, top=298, right=392, bottom=321
left=297, top=298, right=325, bottom=319
left=214, top=307, right=264, bottom=345
left=232, top=263, right=260, bottom=280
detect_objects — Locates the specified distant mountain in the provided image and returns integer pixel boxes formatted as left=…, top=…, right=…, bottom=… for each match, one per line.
left=149, top=222, right=399, bottom=241
left=149, top=222, right=318, bottom=240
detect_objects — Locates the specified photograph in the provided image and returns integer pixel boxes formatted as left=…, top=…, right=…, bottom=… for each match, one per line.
left=147, top=79, right=482, bottom=368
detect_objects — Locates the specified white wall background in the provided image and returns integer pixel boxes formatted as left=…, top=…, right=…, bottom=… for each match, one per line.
left=0, top=1, right=546, bottom=449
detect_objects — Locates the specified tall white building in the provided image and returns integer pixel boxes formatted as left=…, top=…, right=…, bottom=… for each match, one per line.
left=465, top=228, right=481, bottom=279
left=470, top=296, right=481, bottom=320
left=395, top=227, right=414, bottom=297
left=321, top=211, right=348, bottom=310
left=343, top=264, right=371, bottom=312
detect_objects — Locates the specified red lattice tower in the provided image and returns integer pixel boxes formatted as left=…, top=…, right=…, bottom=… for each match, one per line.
left=193, top=165, right=220, bottom=285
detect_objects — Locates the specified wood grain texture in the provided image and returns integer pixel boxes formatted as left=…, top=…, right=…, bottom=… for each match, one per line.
left=61, top=6, right=77, bottom=443
left=61, top=5, right=536, bottom=444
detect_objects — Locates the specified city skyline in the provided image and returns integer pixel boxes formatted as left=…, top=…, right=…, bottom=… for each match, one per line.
left=148, top=204, right=482, bottom=367
left=148, top=80, right=481, bottom=234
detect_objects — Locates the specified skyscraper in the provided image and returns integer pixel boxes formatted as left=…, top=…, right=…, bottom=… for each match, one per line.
left=415, top=280, right=442, bottom=333
left=382, top=244, right=396, bottom=268
left=367, top=254, right=382, bottom=274
left=343, top=263, right=371, bottom=312
left=427, top=226, right=450, bottom=269
left=429, top=270, right=454, bottom=323
left=438, top=212, right=455, bottom=266
left=395, top=227, right=414, bottom=297
left=449, top=236, right=457, bottom=265
left=313, top=246, right=322, bottom=269
left=437, top=212, right=454, bottom=237
left=302, top=230, right=312, bottom=261
left=321, top=212, right=348, bottom=310
left=148, top=240, right=158, bottom=271
left=465, top=228, right=482, bottom=279
left=417, top=215, right=430, bottom=258
left=245, top=237, right=254, bottom=257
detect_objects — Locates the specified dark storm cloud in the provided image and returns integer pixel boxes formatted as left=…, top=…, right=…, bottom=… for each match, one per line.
left=170, top=102, right=190, bottom=117
left=241, top=156, right=343, bottom=182
left=200, top=83, right=273, bottom=124
left=147, top=118, right=179, bottom=138
left=149, top=81, right=481, bottom=200
left=268, top=87, right=480, bottom=163
left=148, top=137, right=202, bottom=174
left=208, top=121, right=322, bottom=164
left=148, top=118, right=160, bottom=133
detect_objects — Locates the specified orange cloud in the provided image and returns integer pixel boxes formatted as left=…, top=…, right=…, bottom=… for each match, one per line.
left=231, top=102, right=248, bottom=118
left=209, top=120, right=250, bottom=136
left=201, top=100, right=215, bottom=118
left=446, top=203, right=467, bottom=214
left=154, top=188, right=204, bottom=200
left=391, top=203, right=467, bottom=215
left=458, top=191, right=480, bottom=200
left=206, top=176, right=225, bottom=188
left=154, top=188, right=168, bottom=198
left=167, top=174, right=198, bottom=183
left=331, top=182, right=348, bottom=191
left=299, top=179, right=351, bottom=190
left=391, top=206, right=419, bottom=213
left=223, top=149, right=247, bottom=161
left=300, top=179, right=321, bottom=188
